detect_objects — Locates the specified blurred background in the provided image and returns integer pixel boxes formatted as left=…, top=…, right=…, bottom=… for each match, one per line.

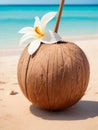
left=0, top=0, right=98, bottom=49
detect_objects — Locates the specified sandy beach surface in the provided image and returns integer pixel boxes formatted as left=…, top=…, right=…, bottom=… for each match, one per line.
left=0, top=35, right=98, bottom=130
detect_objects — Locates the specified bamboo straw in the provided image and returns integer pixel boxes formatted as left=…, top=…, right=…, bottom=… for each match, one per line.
left=54, top=0, right=65, bottom=33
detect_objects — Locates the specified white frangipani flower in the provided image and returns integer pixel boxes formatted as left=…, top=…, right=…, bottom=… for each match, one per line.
left=19, top=12, right=62, bottom=55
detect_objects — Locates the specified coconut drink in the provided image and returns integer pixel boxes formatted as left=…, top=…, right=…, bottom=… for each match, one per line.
left=17, top=0, right=90, bottom=110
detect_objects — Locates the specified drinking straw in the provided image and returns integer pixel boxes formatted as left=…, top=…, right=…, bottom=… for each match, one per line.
left=54, top=0, right=65, bottom=33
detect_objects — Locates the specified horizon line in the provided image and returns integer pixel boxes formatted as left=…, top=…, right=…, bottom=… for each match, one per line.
left=0, top=4, right=98, bottom=6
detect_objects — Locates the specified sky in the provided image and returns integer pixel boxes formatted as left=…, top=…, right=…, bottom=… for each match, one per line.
left=0, top=0, right=98, bottom=5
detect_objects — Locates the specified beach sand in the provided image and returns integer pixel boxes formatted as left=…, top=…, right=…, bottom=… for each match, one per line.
left=0, top=35, right=98, bottom=130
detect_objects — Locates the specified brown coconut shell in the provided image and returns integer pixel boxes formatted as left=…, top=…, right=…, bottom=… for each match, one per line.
left=17, top=41, right=90, bottom=110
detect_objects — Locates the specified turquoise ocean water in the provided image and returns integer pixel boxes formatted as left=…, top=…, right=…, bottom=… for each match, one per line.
left=0, top=5, right=98, bottom=49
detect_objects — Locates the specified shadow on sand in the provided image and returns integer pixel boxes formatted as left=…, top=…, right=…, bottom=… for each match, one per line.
left=30, top=100, right=98, bottom=120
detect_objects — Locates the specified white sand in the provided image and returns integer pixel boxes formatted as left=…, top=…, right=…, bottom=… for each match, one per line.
left=0, top=35, right=98, bottom=130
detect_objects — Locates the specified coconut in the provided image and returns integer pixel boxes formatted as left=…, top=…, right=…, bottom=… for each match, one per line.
left=17, top=41, right=90, bottom=110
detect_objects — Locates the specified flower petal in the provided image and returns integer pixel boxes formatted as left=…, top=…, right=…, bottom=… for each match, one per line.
left=41, top=31, right=62, bottom=44
left=28, top=40, right=41, bottom=55
left=34, top=16, right=41, bottom=27
left=19, top=34, right=34, bottom=46
left=19, top=27, right=34, bottom=34
left=41, top=12, right=57, bottom=30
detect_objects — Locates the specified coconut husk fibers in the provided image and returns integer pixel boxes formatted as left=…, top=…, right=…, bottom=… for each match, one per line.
left=17, top=41, right=90, bottom=110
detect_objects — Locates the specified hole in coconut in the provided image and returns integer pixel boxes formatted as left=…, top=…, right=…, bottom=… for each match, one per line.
left=57, top=40, right=68, bottom=44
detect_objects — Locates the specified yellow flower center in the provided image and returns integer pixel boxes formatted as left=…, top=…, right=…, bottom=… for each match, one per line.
left=35, top=26, right=44, bottom=37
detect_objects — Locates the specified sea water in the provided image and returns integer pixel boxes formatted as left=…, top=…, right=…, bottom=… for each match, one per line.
left=0, top=5, right=98, bottom=49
